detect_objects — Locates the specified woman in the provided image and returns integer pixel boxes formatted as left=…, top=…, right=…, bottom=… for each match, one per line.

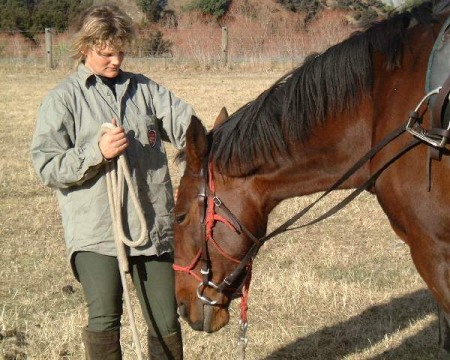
left=30, top=3, right=195, bottom=359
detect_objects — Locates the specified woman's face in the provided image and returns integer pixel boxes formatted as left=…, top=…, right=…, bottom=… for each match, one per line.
left=84, top=46, right=125, bottom=78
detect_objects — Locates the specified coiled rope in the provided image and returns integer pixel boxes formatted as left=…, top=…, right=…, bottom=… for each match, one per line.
left=102, top=122, right=147, bottom=360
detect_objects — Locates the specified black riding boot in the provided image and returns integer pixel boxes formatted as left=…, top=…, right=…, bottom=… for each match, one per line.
left=148, top=331, right=183, bottom=360
left=82, top=327, right=122, bottom=360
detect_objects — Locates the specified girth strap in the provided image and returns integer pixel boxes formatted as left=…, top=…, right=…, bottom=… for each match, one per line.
left=427, top=74, right=450, bottom=190
left=430, top=73, right=450, bottom=158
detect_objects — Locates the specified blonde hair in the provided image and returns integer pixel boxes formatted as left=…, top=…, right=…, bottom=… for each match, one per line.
left=72, top=3, right=135, bottom=65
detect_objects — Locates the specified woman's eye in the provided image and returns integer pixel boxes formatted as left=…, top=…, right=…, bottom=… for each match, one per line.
left=175, top=214, right=186, bottom=224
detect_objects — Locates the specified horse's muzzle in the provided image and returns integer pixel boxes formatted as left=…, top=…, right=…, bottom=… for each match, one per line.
left=178, top=300, right=230, bottom=333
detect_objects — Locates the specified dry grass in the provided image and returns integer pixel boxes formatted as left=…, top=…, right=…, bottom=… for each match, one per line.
left=0, top=61, right=438, bottom=360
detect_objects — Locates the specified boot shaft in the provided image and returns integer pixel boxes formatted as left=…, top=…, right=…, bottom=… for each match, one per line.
left=148, top=331, right=183, bottom=360
left=82, top=327, right=122, bottom=360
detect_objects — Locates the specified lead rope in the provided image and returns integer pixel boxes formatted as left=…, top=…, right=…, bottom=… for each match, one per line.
left=101, top=123, right=147, bottom=360
left=236, top=265, right=252, bottom=360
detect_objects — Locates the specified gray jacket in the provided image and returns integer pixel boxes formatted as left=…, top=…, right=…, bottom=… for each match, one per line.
left=31, top=64, right=194, bottom=267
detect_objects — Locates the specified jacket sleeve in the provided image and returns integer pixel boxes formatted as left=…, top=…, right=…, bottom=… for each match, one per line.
left=149, top=81, right=197, bottom=149
left=30, top=91, right=105, bottom=189
left=149, top=82, right=204, bottom=175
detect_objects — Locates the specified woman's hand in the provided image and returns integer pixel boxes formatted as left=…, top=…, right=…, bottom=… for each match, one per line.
left=99, top=118, right=129, bottom=160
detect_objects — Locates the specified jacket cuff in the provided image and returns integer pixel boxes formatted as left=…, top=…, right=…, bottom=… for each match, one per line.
left=83, top=137, right=105, bottom=167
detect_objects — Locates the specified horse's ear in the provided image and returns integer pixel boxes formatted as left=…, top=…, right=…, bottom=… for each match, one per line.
left=213, top=107, right=229, bottom=127
left=185, top=115, right=208, bottom=173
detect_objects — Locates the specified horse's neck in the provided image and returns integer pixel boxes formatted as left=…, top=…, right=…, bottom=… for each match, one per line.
left=255, top=106, right=374, bottom=209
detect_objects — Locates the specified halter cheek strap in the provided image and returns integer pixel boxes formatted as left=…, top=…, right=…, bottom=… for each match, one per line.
left=173, top=162, right=254, bottom=303
left=172, top=162, right=243, bottom=287
left=172, top=190, right=242, bottom=283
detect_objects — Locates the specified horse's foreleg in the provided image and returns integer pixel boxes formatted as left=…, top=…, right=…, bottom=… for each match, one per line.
left=439, top=306, right=450, bottom=359
left=402, top=234, right=450, bottom=359
left=409, top=246, right=450, bottom=359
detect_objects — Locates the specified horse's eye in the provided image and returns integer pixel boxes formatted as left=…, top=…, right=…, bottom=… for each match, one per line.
left=175, top=214, right=186, bottom=224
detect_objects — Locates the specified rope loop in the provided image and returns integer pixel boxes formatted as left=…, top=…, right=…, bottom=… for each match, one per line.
left=101, top=122, right=145, bottom=360
left=101, top=123, right=148, bottom=270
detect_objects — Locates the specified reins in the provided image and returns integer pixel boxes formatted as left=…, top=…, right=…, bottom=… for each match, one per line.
left=172, top=119, right=421, bottom=358
left=102, top=123, right=147, bottom=360
left=172, top=123, right=420, bottom=359
left=209, top=80, right=450, bottom=293
left=173, top=75, right=450, bottom=359
left=209, top=129, right=421, bottom=292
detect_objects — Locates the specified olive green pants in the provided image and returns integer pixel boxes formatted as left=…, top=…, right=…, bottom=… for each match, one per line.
left=74, top=251, right=180, bottom=337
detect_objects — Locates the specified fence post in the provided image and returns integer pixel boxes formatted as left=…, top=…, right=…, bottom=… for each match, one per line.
left=222, top=26, right=228, bottom=66
left=45, top=28, right=53, bottom=69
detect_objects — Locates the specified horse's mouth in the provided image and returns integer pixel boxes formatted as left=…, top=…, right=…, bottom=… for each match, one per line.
left=203, top=304, right=215, bottom=333
left=178, top=302, right=229, bottom=333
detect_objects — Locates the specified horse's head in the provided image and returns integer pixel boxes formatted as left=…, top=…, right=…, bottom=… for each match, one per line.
left=173, top=109, right=269, bottom=332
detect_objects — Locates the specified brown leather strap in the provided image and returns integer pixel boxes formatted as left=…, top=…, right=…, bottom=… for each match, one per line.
left=430, top=73, right=450, bottom=161
left=432, top=74, right=450, bottom=128
left=197, top=166, right=212, bottom=286
left=214, top=123, right=414, bottom=292
left=260, top=122, right=408, bottom=243
left=428, top=127, right=450, bottom=138
left=427, top=73, right=450, bottom=188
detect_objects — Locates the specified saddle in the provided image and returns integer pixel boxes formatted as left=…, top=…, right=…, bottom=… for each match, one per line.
left=406, top=14, right=450, bottom=189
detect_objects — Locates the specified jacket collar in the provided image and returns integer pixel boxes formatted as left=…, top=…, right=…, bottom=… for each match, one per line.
left=77, top=63, right=132, bottom=87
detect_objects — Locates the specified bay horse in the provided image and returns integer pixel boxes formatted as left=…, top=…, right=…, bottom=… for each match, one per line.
left=173, top=1, right=450, bottom=357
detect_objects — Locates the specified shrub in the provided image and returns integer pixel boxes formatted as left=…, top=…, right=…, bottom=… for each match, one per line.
left=136, top=0, right=166, bottom=22
left=183, top=0, right=231, bottom=18
left=132, top=30, right=172, bottom=56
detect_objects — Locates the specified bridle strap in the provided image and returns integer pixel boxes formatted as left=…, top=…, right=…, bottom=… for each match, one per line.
left=196, top=165, right=211, bottom=286
left=214, top=126, right=422, bottom=291
left=204, top=162, right=261, bottom=243
left=209, top=196, right=263, bottom=246
left=175, top=111, right=426, bottom=298
left=260, top=122, right=409, bottom=243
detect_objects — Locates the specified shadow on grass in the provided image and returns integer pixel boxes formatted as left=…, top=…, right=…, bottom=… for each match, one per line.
left=263, top=289, right=438, bottom=359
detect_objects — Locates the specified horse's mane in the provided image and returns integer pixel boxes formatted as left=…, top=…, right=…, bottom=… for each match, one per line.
left=208, top=1, right=441, bottom=177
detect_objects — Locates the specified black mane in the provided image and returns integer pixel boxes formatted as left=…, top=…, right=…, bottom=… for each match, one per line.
left=209, top=1, right=439, bottom=177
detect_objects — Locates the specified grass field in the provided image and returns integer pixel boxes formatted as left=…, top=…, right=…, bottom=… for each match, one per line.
left=0, top=61, right=439, bottom=359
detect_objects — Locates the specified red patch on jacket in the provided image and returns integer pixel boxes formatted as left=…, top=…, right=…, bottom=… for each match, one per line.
left=148, top=130, right=157, bottom=147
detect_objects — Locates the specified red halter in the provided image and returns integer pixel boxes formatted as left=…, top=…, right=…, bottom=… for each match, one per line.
left=173, top=162, right=252, bottom=323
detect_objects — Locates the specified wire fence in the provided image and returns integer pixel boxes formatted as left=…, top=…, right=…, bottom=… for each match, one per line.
left=0, top=18, right=354, bottom=71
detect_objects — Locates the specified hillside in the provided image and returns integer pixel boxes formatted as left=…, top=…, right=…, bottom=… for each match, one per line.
left=118, top=0, right=397, bottom=28
left=0, top=0, right=408, bottom=68
left=0, top=0, right=400, bottom=37
left=118, top=0, right=395, bottom=64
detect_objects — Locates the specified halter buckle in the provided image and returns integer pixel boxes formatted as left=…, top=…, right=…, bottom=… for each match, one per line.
left=197, top=282, right=219, bottom=305
left=213, top=196, right=222, bottom=207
